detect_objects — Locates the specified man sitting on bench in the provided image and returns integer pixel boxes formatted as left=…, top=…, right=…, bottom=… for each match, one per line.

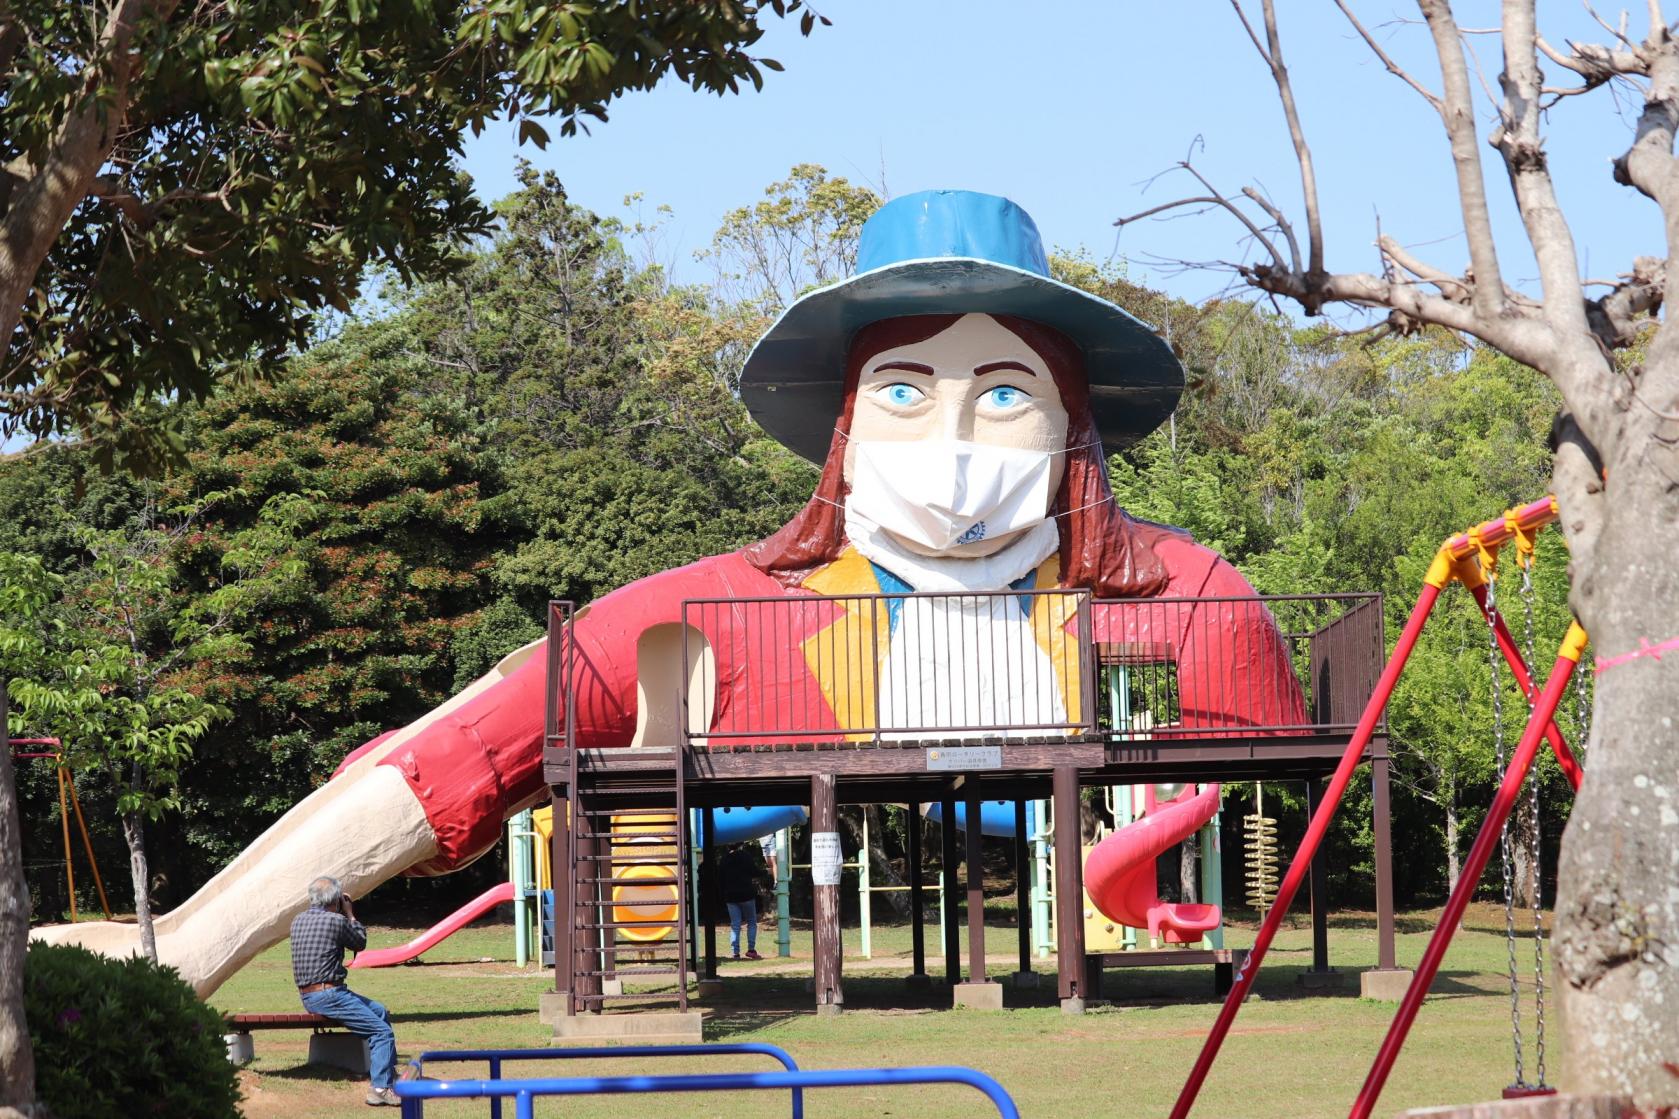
left=291, top=875, right=399, bottom=1107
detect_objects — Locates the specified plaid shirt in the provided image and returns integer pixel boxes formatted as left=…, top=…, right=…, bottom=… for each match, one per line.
left=289, top=904, right=367, bottom=988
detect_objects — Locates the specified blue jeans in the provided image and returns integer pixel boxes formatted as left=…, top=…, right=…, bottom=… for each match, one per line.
left=302, top=985, right=396, bottom=1089
left=726, top=899, right=757, bottom=955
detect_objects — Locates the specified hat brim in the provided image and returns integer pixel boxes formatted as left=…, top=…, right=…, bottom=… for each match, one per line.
left=739, top=257, right=1184, bottom=464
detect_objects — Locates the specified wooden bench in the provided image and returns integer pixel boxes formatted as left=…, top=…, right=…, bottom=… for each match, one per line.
left=223, top=1013, right=365, bottom=1072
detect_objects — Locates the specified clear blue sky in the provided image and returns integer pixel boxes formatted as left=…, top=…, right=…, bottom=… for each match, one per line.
left=461, top=2, right=1653, bottom=313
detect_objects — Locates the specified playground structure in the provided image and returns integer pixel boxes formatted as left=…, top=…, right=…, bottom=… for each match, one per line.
left=1169, top=496, right=1590, bottom=1119
left=542, top=584, right=1396, bottom=1035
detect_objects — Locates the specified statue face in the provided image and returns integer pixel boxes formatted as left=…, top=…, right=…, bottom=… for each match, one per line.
left=845, top=313, right=1071, bottom=558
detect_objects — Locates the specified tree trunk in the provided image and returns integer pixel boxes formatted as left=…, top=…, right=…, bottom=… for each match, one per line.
left=120, top=810, right=157, bottom=964
left=1444, top=798, right=1462, bottom=896
left=1179, top=835, right=1199, bottom=904
left=1554, top=430, right=1679, bottom=1109
left=0, top=681, right=41, bottom=1114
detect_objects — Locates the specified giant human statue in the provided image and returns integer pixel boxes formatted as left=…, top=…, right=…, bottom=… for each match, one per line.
left=36, top=191, right=1304, bottom=993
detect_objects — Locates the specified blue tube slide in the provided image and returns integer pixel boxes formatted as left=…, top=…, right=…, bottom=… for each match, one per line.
left=700, top=805, right=810, bottom=845
left=922, top=800, right=1019, bottom=837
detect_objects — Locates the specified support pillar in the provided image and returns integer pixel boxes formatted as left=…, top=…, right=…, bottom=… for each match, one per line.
left=1013, top=798, right=1034, bottom=985
left=1053, top=767, right=1087, bottom=1012
left=964, top=782, right=986, bottom=983
left=1299, top=778, right=1339, bottom=990
left=907, top=803, right=929, bottom=984
left=540, top=792, right=574, bottom=1023
left=940, top=792, right=961, bottom=986
left=811, top=774, right=843, bottom=1015
left=1361, top=754, right=1414, bottom=1000
left=700, top=808, right=719, bottom=990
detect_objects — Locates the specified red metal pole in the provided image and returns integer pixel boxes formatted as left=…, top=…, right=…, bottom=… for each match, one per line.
left=1466, top=584, right=1584, bottom=791
left=1169, top=579, right=1446, bottom=1119
left=1348, top=622, right=1587, bottom=1119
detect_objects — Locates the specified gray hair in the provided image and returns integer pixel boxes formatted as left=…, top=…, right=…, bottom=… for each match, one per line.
left=307, top=876, right=343, bottom=908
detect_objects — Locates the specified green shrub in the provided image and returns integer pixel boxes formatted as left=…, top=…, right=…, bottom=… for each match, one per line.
left=24, top=941, right=242, bottom=1119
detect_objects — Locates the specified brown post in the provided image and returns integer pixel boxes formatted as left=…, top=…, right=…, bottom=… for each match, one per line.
left=550, top=793, right=572, bottom=1005
left=1053, top=766, right=1087, bottom=1009
left=1372, top=755, right=1397, bottom=970
left=1306, top=778, right=1331, bottom=974
left=908, top=803, right=927, bottom=981
left=572, top=820, right=602, bottom=1009
left=811, top=774, right=843, bottom=1014
left=940, top=793, right=961, bottom=985
left=964, top=781, right=986, bottom=983
left=1014, top=798, right=1031, bottom=978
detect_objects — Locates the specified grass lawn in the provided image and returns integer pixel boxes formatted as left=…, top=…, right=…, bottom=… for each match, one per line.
left=212, top=903, right=1554, bottom=1118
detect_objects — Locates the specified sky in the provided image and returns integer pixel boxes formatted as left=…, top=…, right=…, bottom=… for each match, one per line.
left=460, top=1, right=1657, bottom=317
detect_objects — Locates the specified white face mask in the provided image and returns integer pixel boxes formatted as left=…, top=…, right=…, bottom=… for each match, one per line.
left=846, top=439, right=1056, bottom=553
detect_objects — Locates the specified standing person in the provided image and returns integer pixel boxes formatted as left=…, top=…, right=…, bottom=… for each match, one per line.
left=290, top=875, right=400, bottom=1107
left=718, top=844, right=769, bottom=960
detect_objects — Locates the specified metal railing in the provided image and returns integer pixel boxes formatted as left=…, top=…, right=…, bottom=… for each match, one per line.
left=669, top=588, right=1381, bottom=748
left=394, top=1062, right=1020, bottom=1119
left=401, top=1044, right=803, bottom=1119
left=681, top=588, right=1097, bottom=747
left=1092, top=592, right=1384, bottom=740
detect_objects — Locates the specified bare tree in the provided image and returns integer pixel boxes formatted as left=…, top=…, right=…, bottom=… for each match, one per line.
left=1117, top=1, right=1676, bottom=1106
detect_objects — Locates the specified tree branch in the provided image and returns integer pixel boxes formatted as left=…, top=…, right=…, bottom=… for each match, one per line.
left=1419, top=0, right=1509, bottom=319
left=1114, top=162, right=1289, bottom=271
left=1492, top=0, right=1591, bottom=343
left=1334, top=0, right=1445, bottom=111
left=0, top=0, right=184, bottom=358
left=1233, top=0, right=1325, bottom=278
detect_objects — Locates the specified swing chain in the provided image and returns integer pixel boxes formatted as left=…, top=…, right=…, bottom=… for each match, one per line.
left=1482, top=557, right=1527, bottom=1088
left=1517, top=557, right=1549, bottom=1089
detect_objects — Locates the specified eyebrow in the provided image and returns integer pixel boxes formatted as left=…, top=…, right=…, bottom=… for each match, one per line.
left=870, top=360, right=936, bottom=376
left=973, top=360, right=1037, bottom=378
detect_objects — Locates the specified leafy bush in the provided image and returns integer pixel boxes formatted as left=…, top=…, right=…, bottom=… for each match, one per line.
left=24, top=942, right=242, bottom=1119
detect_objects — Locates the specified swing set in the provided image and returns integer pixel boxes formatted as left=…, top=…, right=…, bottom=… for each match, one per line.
left=8, top=736, right=111, bottom=923
left=1170, top=496, right=1590, bottom=1119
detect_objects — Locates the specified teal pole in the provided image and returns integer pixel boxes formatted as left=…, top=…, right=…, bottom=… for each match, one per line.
left=1199, top=800, right=1225, bottom=950
left=775, top=827, right=792, bottom=958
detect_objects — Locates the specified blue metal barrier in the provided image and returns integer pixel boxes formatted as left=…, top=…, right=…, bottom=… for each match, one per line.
left=394, top=1064, right=1019, bottom=1119
left=401, top=1043, right=804, bottom=1119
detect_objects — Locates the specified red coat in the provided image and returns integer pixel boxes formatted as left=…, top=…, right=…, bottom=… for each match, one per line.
left=374, top=535, right=1305, bottom=872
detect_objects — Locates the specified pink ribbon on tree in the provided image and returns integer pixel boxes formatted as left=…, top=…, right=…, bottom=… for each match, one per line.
left=1594, top=634, right=1679, bottom=675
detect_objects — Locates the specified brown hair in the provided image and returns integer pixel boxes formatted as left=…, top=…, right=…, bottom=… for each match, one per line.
left=742, top=314, right=1174, bottom=596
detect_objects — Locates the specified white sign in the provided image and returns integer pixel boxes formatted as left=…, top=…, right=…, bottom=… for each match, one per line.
left=810, top=831, right=843, bottom=887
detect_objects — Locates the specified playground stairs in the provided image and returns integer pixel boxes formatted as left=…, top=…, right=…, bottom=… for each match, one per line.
left=561, top=746, right=693, bottom=1020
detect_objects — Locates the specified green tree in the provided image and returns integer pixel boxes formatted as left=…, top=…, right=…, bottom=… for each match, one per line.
left=705, top=163, right=880, bottom=312
left=0, top=554, right=58, bottom=1116
left=5, top=503, right=309, bottom=961
left=0, top=0, right=821, bottom=467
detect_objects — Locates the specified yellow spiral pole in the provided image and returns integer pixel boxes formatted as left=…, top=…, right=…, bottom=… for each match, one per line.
left=1244, top=785, right=1279, bottom=914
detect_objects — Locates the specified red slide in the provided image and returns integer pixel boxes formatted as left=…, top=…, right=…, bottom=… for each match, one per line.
left=348, top=882, right=515, bottom=968
left=1084, top=784, right=1222, bottom=944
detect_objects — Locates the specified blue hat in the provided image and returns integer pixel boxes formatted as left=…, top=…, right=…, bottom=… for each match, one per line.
left=739, top=190, right=1184, bottom=463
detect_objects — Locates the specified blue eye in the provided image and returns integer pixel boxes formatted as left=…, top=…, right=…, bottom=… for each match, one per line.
left=878, top=382, right=925, bottom=406
left=985, top=385, right=1028, bottom=410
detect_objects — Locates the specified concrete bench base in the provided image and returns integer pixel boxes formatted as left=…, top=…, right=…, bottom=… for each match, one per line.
left=307, top=1032, right=371, bottom=1075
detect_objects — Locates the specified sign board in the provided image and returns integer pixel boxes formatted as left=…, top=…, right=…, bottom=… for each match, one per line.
left=925, top=746, right=1003, bottom=771
left=810, top=831, right=843, bottom=886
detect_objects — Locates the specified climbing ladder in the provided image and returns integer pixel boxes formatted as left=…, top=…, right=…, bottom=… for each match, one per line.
left=545, top=600, right=693, bottom=1015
